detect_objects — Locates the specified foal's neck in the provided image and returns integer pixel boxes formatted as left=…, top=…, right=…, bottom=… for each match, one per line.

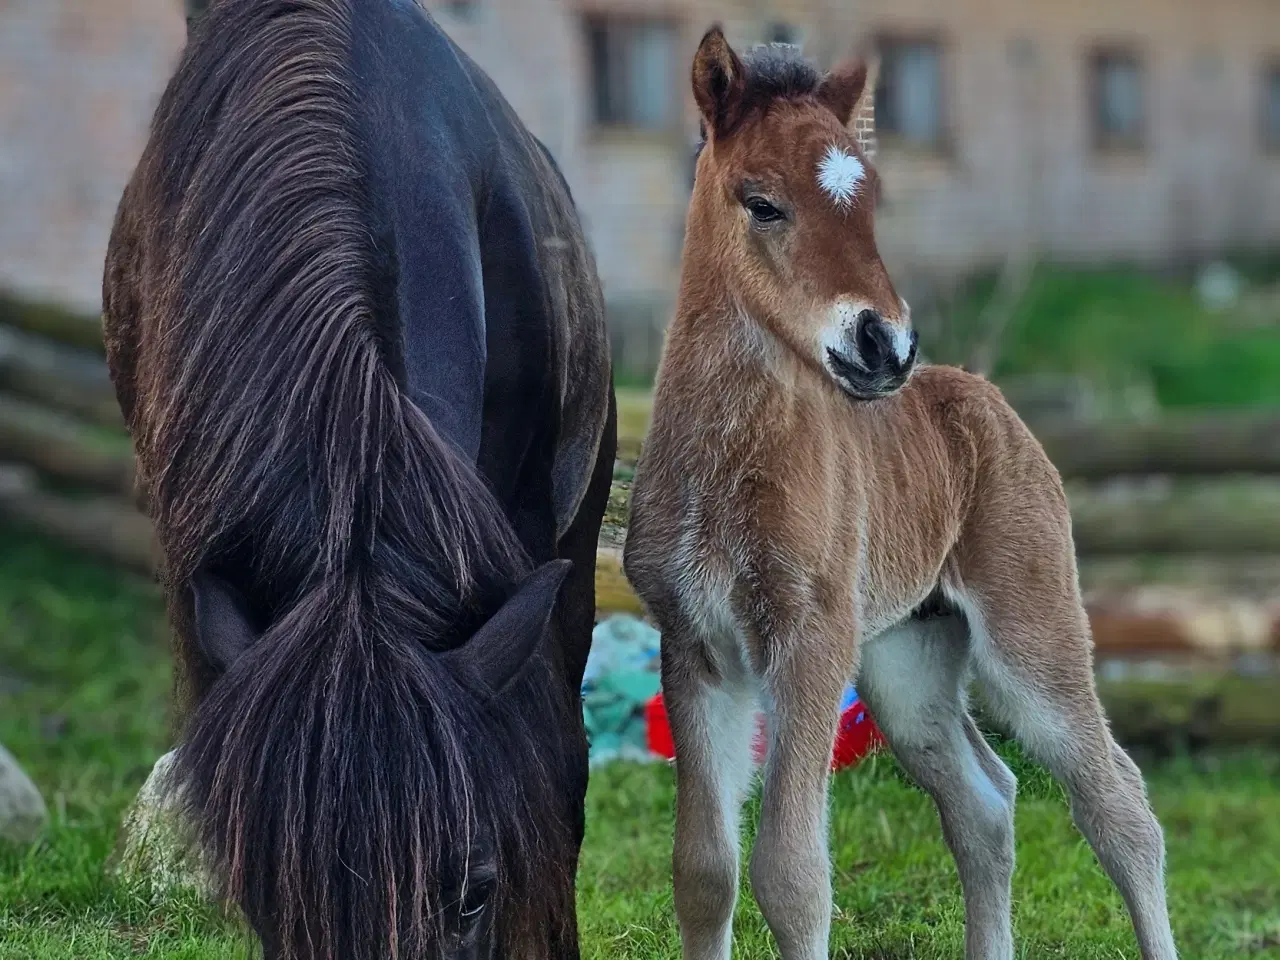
left=669, top=290, right=845, bottom=432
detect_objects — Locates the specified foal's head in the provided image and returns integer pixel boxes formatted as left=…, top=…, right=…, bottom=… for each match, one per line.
left=687, top=29, right=916, bottom=400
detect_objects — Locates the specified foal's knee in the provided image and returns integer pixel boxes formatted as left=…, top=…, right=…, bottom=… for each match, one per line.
left=748, top=834, right=831, bottom=943
left=673, top=840, right=738, bottom=929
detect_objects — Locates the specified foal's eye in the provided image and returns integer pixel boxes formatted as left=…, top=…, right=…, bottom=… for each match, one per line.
left=745, top=197, right=785, bottom=224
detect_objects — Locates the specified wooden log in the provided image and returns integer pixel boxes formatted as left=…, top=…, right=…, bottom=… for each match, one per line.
left=0, top=467, right=156, bottom=574
left=613, top=392, right=1280, bottom=478
left=608, top=463, right=1280, bottom=555
left=1036, top=415, right=1280, bottom=478
left=594, top=483, right=1280, bottom=629
left=0, top=326, right=123, bottom=429
left=1070, top=496, right=1280, bottom=555
left=969, top=672, right=1280, bottom=751
left=1095, top=674, right=1280, bottom=750
left=0, top=394, right=135, bottom=499
left=595, top=546, right=643, bottom=617
left=0, top=295, right=103, bottom=354
left=615, top=389, right=652, bottom=464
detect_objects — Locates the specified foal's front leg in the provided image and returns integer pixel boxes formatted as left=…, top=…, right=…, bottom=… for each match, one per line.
left=751, top=616, right=851, bottom=960
left=664, top=628, right=759, bottom=960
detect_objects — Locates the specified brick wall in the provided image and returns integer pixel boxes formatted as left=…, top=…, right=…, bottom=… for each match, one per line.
left=855, top=0, right=1280, bottom=279
left=0, top=0, right=185, bottom=314
left=1, top=0, right=1278, bottom=373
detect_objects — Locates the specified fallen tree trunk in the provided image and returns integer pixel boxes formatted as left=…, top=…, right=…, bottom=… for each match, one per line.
left=0, top=327, right=123, bottom=429
left=9, top=452, right=1271, bottom=569
left=4, top=463, right=1279, bottom=629
left=1036, top=415, right=1280, bottom=478
left=605, top=479, right=1280, bottom=558
left=614, top=395, right=1280, bottom=478
left=968, top=671, right=1280, bottom=751
left=1071, top=496, right=1280, bottom=555
left=1, top=476, right=1276, bottom=749
left=0, top=297, right=104, bottom=354
left=0, top=467, right=156, bottom=573
left=1084, top=674, right=1280, bottom=751
left=0, top=394, right=135, bottom=499
left=595, top=547, right=643, bottom=617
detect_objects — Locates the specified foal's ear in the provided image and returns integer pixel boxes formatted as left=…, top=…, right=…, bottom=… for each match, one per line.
left=190, top=572, right=261, bottom=673
left=818, top=53, right=880, bottom=157
left=692, top=25, right=747, bottom=137
left=451, top=560, right=572, bottom=696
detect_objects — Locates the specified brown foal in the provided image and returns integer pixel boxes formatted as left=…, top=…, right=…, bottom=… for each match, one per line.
left=623, top=29, right=1177, bottom=960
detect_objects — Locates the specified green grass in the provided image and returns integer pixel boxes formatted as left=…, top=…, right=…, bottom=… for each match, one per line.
left=2, top=526, right=1278, bottom=958
left=941, top=265, right=1280, bottom=412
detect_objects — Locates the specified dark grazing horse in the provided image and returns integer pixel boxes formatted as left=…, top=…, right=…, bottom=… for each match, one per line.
left=101, top=1, right=615, bottom=958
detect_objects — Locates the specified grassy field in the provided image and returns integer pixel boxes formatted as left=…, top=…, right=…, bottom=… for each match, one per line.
left=968, top=266, right=1280, bottom=411
left=1, top=525, right=1278, bottom=959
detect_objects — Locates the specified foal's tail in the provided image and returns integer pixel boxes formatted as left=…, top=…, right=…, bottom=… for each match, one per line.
left=127, top=1, right=576, bottom=957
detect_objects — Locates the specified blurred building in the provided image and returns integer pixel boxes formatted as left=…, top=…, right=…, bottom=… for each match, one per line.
left=2, top=0, right=1279, bottom=374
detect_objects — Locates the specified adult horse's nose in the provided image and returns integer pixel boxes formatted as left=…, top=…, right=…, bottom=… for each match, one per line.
left=854, top=309, right=917, bottom=375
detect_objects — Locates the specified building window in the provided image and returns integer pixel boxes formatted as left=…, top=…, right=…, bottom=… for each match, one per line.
left=873, top=38, right=945, bottom=150
left=1090, top=49, right=1145, bottom=150
left=1263, top=64, right=1280, bottom=151
left=586, top=17, right=680, bottom=131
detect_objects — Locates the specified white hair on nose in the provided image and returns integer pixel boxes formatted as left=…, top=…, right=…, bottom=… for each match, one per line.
left=816, top=144, right=864, bottom=209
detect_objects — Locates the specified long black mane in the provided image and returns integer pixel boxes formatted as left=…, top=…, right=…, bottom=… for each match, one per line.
left=104, top=0, right=591, bottom=956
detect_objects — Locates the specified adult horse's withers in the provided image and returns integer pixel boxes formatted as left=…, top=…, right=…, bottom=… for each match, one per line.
left=103, top=1, right=615, bottom=958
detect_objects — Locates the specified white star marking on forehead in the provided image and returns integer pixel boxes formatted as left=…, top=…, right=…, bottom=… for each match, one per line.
left=816, top=144, right=865, bottom=209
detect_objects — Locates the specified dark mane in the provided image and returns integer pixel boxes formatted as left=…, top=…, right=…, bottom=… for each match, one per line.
left=695, top=42, right=822, bottom=161
left=741, top=42, right=822, bottom=106
left=105, top=0, right=579, bottom=956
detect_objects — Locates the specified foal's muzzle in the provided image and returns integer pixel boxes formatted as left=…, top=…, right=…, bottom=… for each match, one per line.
left=826, top=309, right=918, bottom=399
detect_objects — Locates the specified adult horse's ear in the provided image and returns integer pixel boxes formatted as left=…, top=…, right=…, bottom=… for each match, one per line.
left=818, top=52, right=880, bottom=158
left=451, top=560, right=572, bottom=696
left=190, top=572, right=261, bottom=673
left=692, top=25, right=747, bottom=138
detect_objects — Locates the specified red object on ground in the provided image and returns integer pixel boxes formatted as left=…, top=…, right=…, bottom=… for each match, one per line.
left=644, top=693, right=676, bottom=759
left=645, top=689, right=884, bottom=770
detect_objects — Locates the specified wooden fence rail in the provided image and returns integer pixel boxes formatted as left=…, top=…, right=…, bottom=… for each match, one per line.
left=0, top=324, right=122, bottom=429
left=618, top=389, right=1280, bottom=479
left=3, top=304, right=1280, bottom=590
left=0, top=303, right=1277, bottom=746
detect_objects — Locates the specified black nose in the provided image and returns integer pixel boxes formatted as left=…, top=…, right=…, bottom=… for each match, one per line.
left=854, top=310, right=916, bottom=375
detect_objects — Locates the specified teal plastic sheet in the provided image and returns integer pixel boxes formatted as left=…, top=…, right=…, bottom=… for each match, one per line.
left=582, top=615, right=662, bottom=766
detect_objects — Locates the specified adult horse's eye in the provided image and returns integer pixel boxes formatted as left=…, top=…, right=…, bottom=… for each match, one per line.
left=458, top=879, right=491, bottom=921
left=745, top=197, right=785, bottom=224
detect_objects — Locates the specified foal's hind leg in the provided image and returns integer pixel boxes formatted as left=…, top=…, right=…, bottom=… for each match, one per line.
left=663, top=628, right=759, bottom=960
left=858, top=616, right=1017, bottom=960
left=947, top=576, right=1177, bottom=960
